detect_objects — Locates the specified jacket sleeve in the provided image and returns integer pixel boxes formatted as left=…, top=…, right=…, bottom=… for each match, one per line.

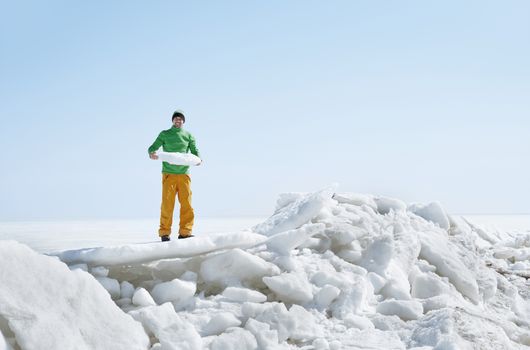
left=188, top=134, right=200, bottom=158
left=148, top=132, right=164, bottom=154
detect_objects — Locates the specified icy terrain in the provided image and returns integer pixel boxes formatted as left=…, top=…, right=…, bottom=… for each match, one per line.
left=1, top=189, right=529, bottom=349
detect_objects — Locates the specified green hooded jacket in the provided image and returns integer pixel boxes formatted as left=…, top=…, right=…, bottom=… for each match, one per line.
left=148, top=126, right=200, bottom=174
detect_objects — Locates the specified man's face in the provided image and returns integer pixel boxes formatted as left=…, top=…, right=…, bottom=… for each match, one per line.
left=173, top=116, right=184, bottom=128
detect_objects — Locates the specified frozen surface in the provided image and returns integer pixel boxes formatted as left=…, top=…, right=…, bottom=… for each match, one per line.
left=1, top=192, right=530, bottom=349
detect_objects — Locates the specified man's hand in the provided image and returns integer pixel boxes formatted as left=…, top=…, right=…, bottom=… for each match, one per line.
left=149, top=152, right=159, bottom=160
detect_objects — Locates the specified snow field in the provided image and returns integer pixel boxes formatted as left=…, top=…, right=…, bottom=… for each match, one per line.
left=1, top=188, right=530, bottom=349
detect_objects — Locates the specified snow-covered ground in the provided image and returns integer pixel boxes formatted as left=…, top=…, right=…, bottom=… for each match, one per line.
left=1, top=190, right=529, bottom=350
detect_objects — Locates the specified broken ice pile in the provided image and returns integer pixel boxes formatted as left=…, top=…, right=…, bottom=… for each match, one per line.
left=1, top=188, right=530, bottom=349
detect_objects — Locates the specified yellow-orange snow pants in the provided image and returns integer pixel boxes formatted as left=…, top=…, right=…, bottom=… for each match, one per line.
left=159, top=173, right=194, bottom=237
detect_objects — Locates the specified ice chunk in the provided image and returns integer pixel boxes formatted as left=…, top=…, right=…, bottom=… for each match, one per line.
left=157, top=151, right=201, bottom=166
left=241, top=302, right=323, bottom=343
left=325, top=223, right=365, bottom=247
left=120, top=281, right=135, bottom=299
left=263, top=272, right=313, bottom=304
left=0, top=331, right=12, bottom=350
left=311, top=270, right=347, bottom=288
left=374, top=196, right=407, bottom=215
left=333, top=193, right=378, bottom=210
left=244, top=318, right=281, bottom=350
left=90, top=266, right=109, bottom=277
left=0, top=241, right=149, bottom=350
left=151, top=278, right=196, bottom=308
left=380, top=279, right=411, bottom=300
left=241, top=302, right=295, bottom=342
left=408, top=309, right=481, bottom=349
left=418, top=232, right=480, bottom=303
left=266, top=223, right=325, bottom=255
left=409, top=202, right=450, bottom=230
left=132, top=287, right=156, bottom=307
left=209, top=327, right=257, bottom=350
left=115, top=298, right=132, bottom=307
left=200, top=249, right=279, bottom=288
left=329, top=277, right=372, bottom=318
left=275, top=192, right=307, bottom=211
left=288, top=304, right=324, bottom=341
left=329, top=340, right=342, bottom=350
left=367, top=272, right=386, bottom=293
left=376, top=300, right=423, bottom=321
left=421, top=295, right=455, bottom=313
left=180, top=271, right=198, bottom=282
left=253, top=188, right=334, bottom=236
left=68, top=263, right=88, bottom=271
left=411, top=272, right=451, bottom=299
left=96, top=276, right=121, bottom=299
left=343, top=314, right=374, bottom=330
left=129, top=303, right=202, bottom=350
left=314, top=285, right=341, bottom=309
left=494, top=247, right=530, bottom=262
left=359, top=235, right=394, bottom=276
left=222, top=287, right=267, bottom=303
left=312, top=338, right=330, bottom=350
left=202, top=312, right=241, bottom=336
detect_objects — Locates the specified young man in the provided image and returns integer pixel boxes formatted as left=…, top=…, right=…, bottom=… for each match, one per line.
left=148, top=111, right=201, bottom=242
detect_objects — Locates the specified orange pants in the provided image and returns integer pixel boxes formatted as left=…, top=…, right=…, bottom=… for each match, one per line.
left=159, top=173, right=194, bottom=237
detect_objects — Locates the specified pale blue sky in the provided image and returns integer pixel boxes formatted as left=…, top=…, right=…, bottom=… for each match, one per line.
left=1, top=1, right=529, bottom=220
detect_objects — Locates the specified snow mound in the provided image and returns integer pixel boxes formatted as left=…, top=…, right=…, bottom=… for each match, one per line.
left=10, top=187, right=530, bottom=349
left=0, top=241, right=149, bottom=350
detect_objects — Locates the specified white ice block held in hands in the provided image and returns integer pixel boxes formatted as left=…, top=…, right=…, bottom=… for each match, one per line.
left=157, top=151, right=201, bottom=166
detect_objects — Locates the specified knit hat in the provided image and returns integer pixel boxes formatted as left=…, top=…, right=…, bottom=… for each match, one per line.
left=172, top=110, right=185, bottom=123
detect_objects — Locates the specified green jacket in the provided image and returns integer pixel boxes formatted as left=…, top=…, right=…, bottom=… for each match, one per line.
left=148, top=126, right=200, bottom=174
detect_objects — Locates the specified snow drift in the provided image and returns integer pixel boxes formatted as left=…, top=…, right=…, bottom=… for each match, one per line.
left=1, top=188, right=530, bottom=349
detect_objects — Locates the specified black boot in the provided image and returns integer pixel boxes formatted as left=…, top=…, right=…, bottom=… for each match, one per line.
left=178, top=234, right=194, bottom=239
left=161, top=235, right=170, bottom=242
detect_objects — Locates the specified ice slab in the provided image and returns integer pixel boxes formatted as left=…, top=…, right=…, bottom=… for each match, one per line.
left=157, top=151, right=201, bottom=166
left=54, top=231, right=267, bottom=266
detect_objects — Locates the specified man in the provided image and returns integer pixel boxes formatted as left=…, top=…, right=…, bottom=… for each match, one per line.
left=148, top=111, right=201, bottom=242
